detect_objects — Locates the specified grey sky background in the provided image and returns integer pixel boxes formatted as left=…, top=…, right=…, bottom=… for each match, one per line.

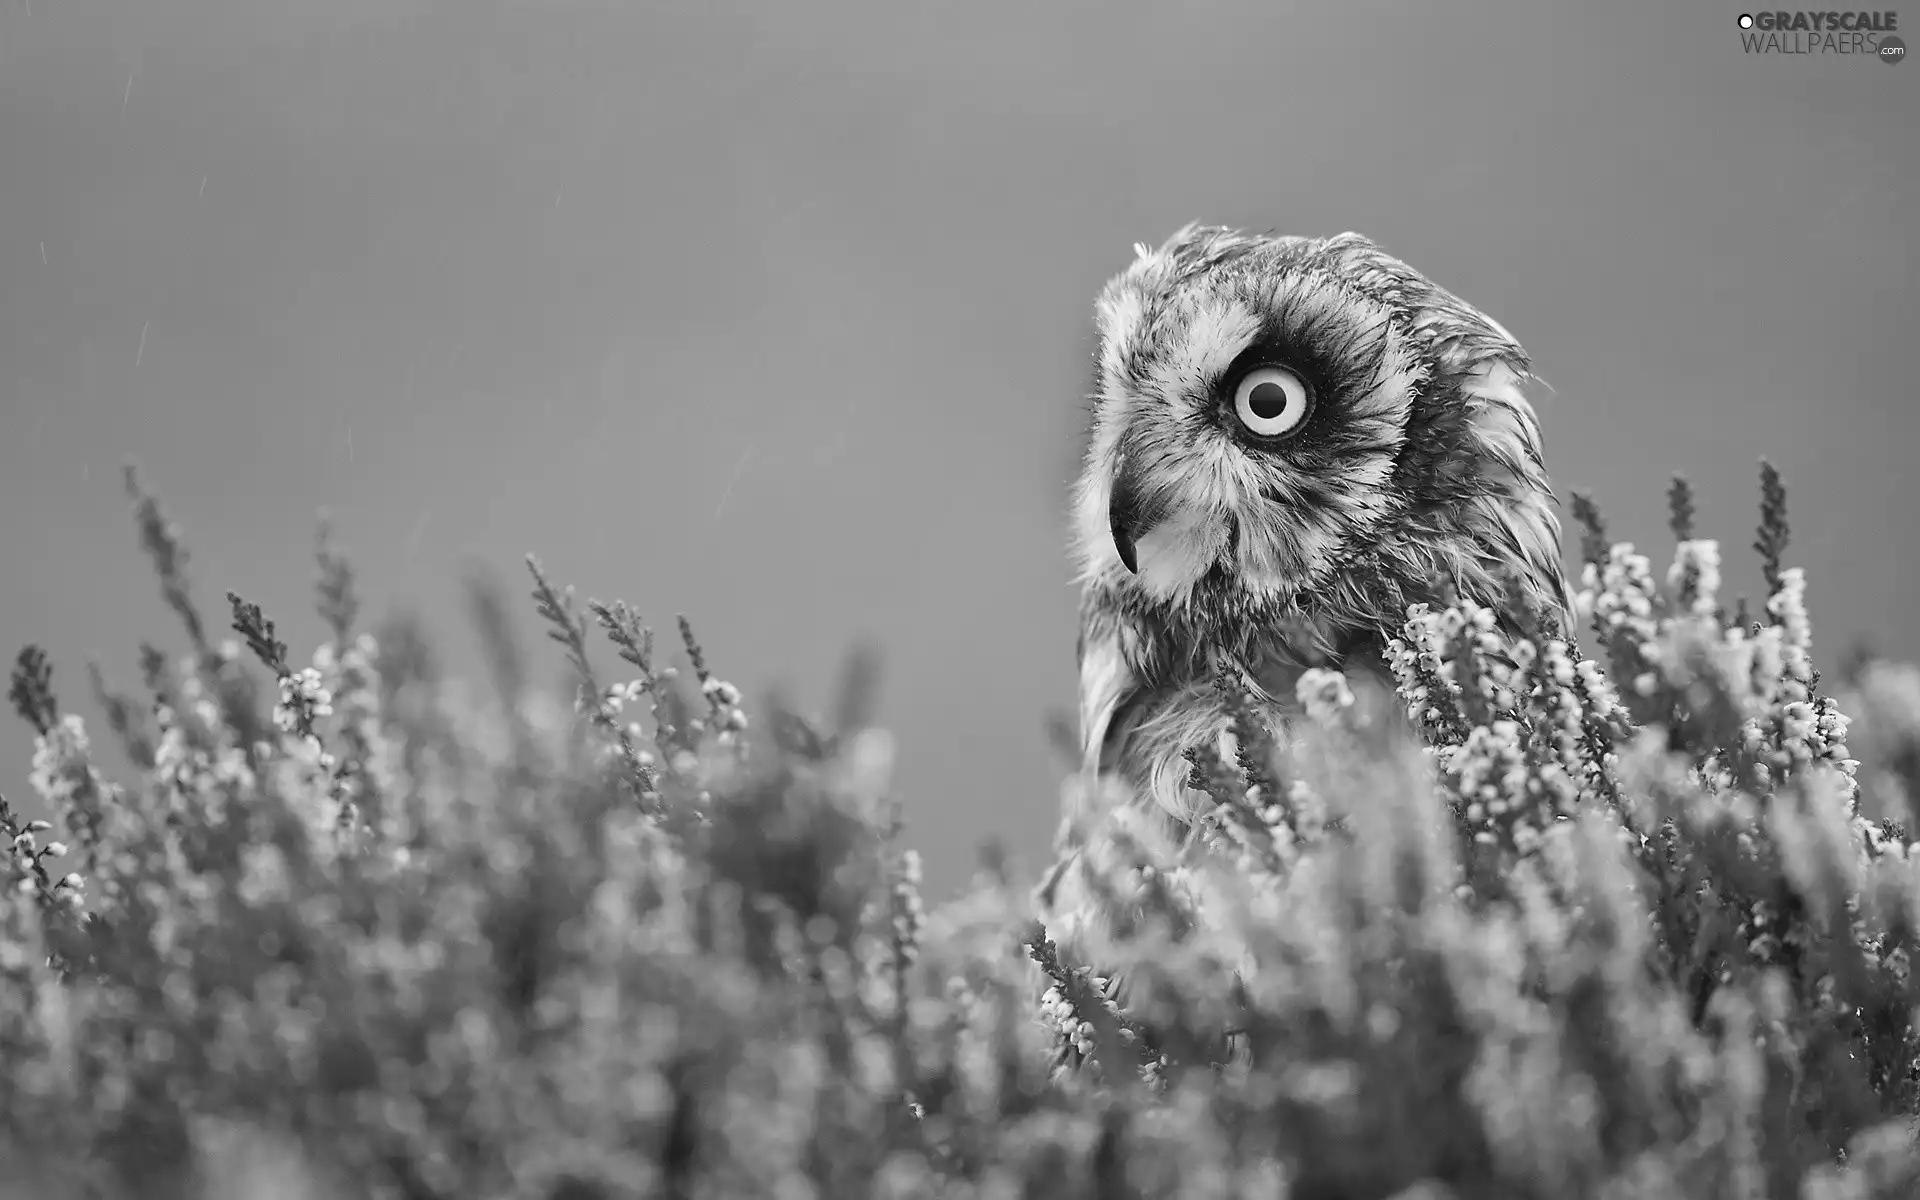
left=1, top=1, right=1913, bottom=897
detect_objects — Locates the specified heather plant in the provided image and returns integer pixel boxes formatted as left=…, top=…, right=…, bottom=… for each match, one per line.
left=2, top=463, right=1918, bottom=1200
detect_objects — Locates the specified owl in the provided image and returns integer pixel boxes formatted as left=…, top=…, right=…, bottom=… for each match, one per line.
left=1041, top=224, right=1574, bottom=915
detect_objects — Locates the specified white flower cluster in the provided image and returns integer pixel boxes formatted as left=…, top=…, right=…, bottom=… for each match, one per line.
left=1571, top=537, right=1860, bottom=805
left=7, top=822, right=86, bottom=912
left=317, top=634, right=396, bottom=813
left=28, top=714, right=96, bottom=830
left=1760, top=569, right=1843, bottom=773
left=1037, top=975, right=1109, bottom=1059
left=701, top=676, right=750, bottom=748
left=1139, top=1051, right=1171, bottom=1093
left=889, top=848, right=926, bottom=964
left=1531, top=639, right=1601, bottom=809
left=1454, top=719, right=1537, bottom=850
left=854, top=847, right=929, bottom=1020
left=1455, top=602, right=1520, bottom=713
left=273, top=666, right=334, bottom=734
left=1583, top=544, right=1657, bottom=639
left=1195, top=802, right=1300, bottom=906
left=603, top=678, right=647, bottom=714
left=1386, top=604, right=1465, bottom=741
left=1385, top=593, right=1640, bottom=856
left=1667, top=538, right=1724, bottom=620
left=1687, top=567, right=1860, bottom=795
left=151, top=664, right=256, bottom=828
left=1295, top=667, right=1354, bottom=727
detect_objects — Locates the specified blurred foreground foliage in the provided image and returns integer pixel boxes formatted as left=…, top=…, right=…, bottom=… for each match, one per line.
left=4, top=464, right=1920, bottom=1200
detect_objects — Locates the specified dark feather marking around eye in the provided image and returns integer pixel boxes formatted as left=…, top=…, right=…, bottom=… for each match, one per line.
left=1262, top=478, right=1343, bottom=513
left=1391, top=354, right=1500, bottom=500
left=1244, top=283, right=1390, bottom=404
left=1210, top=280, right=1400, bottom=459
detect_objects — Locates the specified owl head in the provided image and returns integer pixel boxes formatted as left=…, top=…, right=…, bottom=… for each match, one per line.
left=1073, top=223, right=1571, bottom=636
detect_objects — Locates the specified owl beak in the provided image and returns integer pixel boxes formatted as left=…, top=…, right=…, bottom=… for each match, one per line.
left=1111, top=512, right=1139, bottom=575
left=1108, top=468, right=1145, bottom=575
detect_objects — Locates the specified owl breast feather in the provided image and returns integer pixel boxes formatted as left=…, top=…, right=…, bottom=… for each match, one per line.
left=1095, top=601, right=1393, bottom=825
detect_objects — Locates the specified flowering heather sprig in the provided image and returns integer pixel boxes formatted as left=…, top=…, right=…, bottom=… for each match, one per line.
left=526, top=557, right=661, bottom=806
left=144, top=649, right=256, bottom=835
left=302, top=526, right=394, bottom=829
left=1459, top=600, right=1530, bottom=721
left=1380, top=612, right=1559, bottom=862
left=0, top=797, right=85, bottom=917
left=10, top=651, right=111, bottom=884
left=1091, top=812, right=1205, bottom=947
left=587, top=599, right=677, bottom=786
left=1450, top=717, right=1543, bottom=854
left=1668, top=537, right=1723, bottom=622
left=1532, top=639, right=1603, bottom=809
left=311, top=634, right=393, bottom=832
left=888, top=847, right=926, bottom=968
left=1657, top=554, right=1852, bottom=802
left=125, top=465, right=214, bottom=667
left=1183, top=742, right=1291, bottom=881
left=1393, top=604, right=1630, bottom=859
left=1386, top=602, right=1471, bottom=749
left=678, top=615, right=744, bottom=738
left=313, top=513, right=360, bottom=646
left=275, top=666, right=335, bottom=739
left=1585, top=542, right=1664, bottom=698
left=1668, top=474, right=1698, bottom=543
left=24, top=715, right=109, bottom=886
left=855, top=808, right=928, bottom=1027
left=1759, top=568, right=1826, bottom=773
left=1024, top=924, right=1156, bottom=1082
left=8, top=646, right=58, bottom=740
left=1570, top=489, right=1612, bottom=576
left=1212, top=667, right=1289, bottom=835
left=122, top=473, right=281, bottom=771
left=226, top=591, right=354, bottom=833
left=1295, top=667, right=1355, bottom=728
left=1755, top=459, right=1791, bottom=605
left=1566, top=647, right=1632, bottom=795
left=88, top=662, right=157, bottom=774
left=1043, top=793, right=1198, bottom=963
left=702, top=676, right=750, bottom=748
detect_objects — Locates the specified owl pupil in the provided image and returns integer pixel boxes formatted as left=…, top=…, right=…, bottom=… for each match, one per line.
left=1248, top=381, right=1289, bottom=419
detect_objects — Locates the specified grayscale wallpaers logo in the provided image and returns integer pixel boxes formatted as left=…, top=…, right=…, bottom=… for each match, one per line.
left=1736, top=10, right=1905, bottom=58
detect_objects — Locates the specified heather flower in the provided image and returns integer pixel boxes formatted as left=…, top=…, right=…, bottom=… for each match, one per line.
left=1586, top=542, right=1663, bottom=677
left=273, top=666, right=334, bottom=733
left=1841, top=661, right=1920, bottom=830
left=1295, top=666, right=1354, bottom=726
left=1387, top=602, right=1470, bottom=747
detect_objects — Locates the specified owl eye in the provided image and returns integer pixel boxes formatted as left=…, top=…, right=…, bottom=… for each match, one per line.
left=1231, top=366, right=1312, bottom=438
